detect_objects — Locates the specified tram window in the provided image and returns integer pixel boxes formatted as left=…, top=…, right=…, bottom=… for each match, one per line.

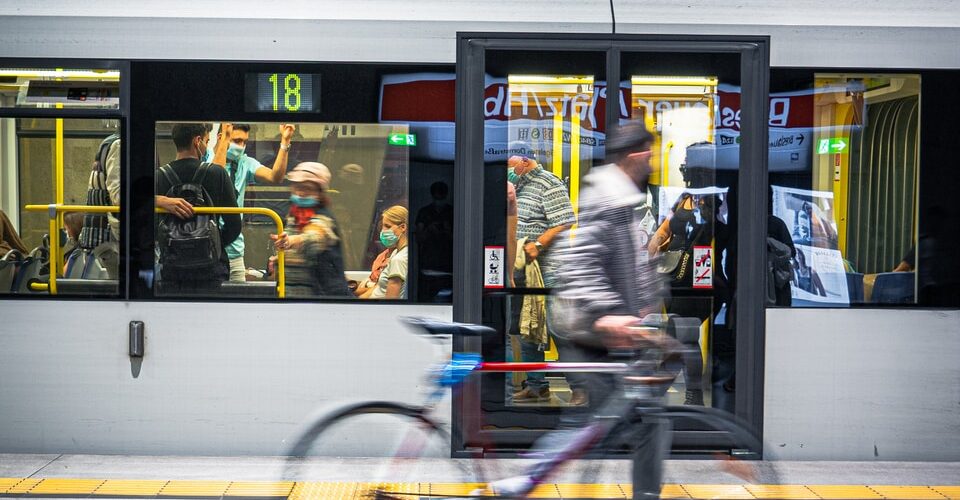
left=767, top=73, right=921, bottom=307
left=0, top=68, right=120, bottom=110
left=152, top=121, right=410, bottom=300
left=0, top=117, right=121, bottom=297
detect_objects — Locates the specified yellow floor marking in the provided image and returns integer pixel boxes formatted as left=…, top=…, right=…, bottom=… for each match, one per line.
left=429, top=482, right=490, bottom=495
left=807, top=484, right=885, bottom=499
left=159, top=480, right=230, bottom=496
left=4, top=478, right=42, bottom=494
left=30, top=478, right=105, bottom=494
left=682, top=484, right=755, bottom=499
left=524, top=483, right=561, bottom=498
left=0, top=479, right=23, bottom=494
left=746, top=484, right=819, bottom=499
left=658, top=484, right=693, bottom=499
left=288, top=481, right=357, bottom=500
left=94, top=479, right=169, bottom=496
left=556, top=482, right=627, bottom=498
left=932, top=486, right=960, bottom=500
left=224, top=481, right=295, bottom=497
left=869, top=485, right=947, bottom=499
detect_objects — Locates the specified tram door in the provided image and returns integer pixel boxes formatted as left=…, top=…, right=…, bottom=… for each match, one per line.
left=452, top=34, right=770, bottom=456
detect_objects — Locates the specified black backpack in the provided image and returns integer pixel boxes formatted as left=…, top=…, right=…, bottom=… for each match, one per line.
left=157, top=163, right=223, bottom=279
left=79, top=133, right=120, bottom=249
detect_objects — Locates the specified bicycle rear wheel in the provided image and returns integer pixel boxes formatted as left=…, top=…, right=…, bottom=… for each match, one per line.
left=282, top=401, right=482, bottom=500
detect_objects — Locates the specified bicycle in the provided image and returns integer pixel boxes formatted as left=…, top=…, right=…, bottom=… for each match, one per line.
left=281, top=316, right=779, bottom=499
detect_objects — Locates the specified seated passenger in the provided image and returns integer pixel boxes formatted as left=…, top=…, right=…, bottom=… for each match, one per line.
left=353, top=247, right=391, bottom=297
left=360, top=205, right=408, bottom=299
left=271, top=162, right=351, bottom=298
left=0, top=208, right=28, bottom=256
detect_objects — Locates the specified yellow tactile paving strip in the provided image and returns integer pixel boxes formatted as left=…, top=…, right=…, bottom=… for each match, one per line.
left=1, top=478, right=958, bottom=498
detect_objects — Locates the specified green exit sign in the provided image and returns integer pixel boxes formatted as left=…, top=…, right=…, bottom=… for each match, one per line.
left=817, top=138, right=847, bottom=154
left=388, top=133, right=417, bottom=146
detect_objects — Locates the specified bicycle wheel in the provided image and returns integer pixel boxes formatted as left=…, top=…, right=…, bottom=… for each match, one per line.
left=662, top=405, right=781, bottom=488
left=563, top=405, right=780, bottom=500
left=282, top=401, right=482, bottom=500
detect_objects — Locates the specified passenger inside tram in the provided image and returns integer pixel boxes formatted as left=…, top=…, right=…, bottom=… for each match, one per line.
left=358, top=205, right=408, bottom=299
left=271, top=161, right=351, bottom=298
left=152, top=121, right=411, bottom=299
left=155, top=123, right=240, bottom=295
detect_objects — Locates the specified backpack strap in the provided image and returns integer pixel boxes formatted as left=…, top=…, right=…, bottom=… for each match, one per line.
left=158, top=163, right=181, bottom=194
left=192, top=162, right=212, bottom=186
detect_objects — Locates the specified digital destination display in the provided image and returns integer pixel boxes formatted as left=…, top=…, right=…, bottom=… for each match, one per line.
left=244, top=72, right=320, bottom=113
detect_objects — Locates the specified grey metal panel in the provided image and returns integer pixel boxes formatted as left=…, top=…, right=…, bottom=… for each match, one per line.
left=765, top=308, right=960, bottom=461
left=0, top=301, right=453, bottom=455
left=2, top=5, right=960, bottom=68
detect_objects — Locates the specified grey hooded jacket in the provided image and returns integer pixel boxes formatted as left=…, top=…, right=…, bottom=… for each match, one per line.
left=550, top=163, right=665, bottom=347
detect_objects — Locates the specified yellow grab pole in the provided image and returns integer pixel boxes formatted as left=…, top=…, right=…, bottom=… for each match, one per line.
left=53, top=117, right=64, bottom=281
left=26, top=205, right=286, bottom=298
left=552, top=112, right=564, bottom=178
left=570, top=111, right=581, bottom=218
left=25, top=205, right=121, bottom=295
left=156, top=206, right=286, bottom=298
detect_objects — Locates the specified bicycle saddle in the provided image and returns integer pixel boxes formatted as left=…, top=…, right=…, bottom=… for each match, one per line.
left=401, top=316, right=496, bottom=337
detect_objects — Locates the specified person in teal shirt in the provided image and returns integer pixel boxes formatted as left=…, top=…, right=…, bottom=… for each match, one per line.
left=212, top=122, right=296, bottom=282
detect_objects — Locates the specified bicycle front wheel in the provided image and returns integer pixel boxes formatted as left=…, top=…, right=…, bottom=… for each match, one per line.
left=282, top=401, right=479, bottom=500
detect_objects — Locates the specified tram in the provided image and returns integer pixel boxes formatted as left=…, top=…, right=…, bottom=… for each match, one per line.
left=0, top=1, right=958, bottom=461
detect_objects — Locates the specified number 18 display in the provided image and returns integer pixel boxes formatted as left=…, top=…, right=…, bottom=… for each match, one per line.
left=245, top=72, right=320, bottom=113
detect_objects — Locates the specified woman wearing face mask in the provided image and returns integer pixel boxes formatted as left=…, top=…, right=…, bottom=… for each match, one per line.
left=360, top=205, right=408, bottom=299
left=270, top=162, right=351, bottom=298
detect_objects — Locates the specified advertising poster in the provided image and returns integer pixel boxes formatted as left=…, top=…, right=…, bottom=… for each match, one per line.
left=771, top=185, right=849, bottom=305
left=656, top=185, right=729, bottom=226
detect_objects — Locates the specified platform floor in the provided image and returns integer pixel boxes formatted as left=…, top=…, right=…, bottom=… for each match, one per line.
left=1, top=454, right=958, bottom=499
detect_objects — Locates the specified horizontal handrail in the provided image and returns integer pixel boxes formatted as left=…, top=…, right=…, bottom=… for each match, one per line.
left=23, top=204, right=285, bottom=298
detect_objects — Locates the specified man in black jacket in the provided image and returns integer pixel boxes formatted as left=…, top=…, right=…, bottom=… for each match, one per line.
left=155, top=123, right=241, bottom=295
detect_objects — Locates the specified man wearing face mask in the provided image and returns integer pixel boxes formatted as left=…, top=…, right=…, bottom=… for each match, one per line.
left=214, top=123, right=296, bottom=282
left=155, top=123, right=241, bottom=292
left=507, top=140, right=578, bottom=404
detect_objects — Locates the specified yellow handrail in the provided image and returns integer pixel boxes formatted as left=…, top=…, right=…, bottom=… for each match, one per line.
left=23, top=204, right=286, bottom=298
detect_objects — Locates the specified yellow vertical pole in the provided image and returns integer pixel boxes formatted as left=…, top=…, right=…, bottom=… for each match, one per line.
left=552, top=112, right=563, bottom=178
left=53, top=115, right=64, bottom=285
left=570, top=111, right=581, bottom=217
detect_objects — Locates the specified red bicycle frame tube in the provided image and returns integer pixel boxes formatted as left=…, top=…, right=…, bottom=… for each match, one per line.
left=477, top=362, right=630, bottom=373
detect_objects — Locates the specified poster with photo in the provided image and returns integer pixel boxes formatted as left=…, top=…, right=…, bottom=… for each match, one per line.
left=771, top=186, right=839, bottom=250
left=791, top=244, right=850, bottom=304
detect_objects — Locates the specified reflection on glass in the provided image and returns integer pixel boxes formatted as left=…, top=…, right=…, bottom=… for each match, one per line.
left=0, top=116, right=120, bottom=297
left=769, top=74, right=920, bottom=306
left=502, top=75, right=593, bottom=408
left=631, top=75, right=725, bottom=410
left=0, top=68, right=120, bottom=109
left=152, top=121, right=409, bottom=299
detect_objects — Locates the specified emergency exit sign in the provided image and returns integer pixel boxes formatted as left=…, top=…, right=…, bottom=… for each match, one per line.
left=817, top=138, right=847, bottom=154
left=388, top=133, right=417, bottom=146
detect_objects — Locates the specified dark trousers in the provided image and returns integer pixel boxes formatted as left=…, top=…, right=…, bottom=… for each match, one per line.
left=527, top=340, right=670, bottom=499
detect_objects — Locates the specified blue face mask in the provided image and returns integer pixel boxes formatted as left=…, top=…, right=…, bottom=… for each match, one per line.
left=289, top=194, right=319, bottom=208
left=379, top=229, right=400, bottom=248
left=226, top=142, right=245, bottom=163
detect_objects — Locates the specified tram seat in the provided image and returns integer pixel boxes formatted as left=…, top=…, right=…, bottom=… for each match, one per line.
left=11, top=256, right=44, bottom=293
left=64, top=251, right=85, bottom=278
left=0, top=249, right=22, bottom=292
left=871, top=272, right=915, bottom=304
left=845, top=272, right=864, bottom=303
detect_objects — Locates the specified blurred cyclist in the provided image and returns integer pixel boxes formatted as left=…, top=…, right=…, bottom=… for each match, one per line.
left=482, top=122, right=668, bottom=499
